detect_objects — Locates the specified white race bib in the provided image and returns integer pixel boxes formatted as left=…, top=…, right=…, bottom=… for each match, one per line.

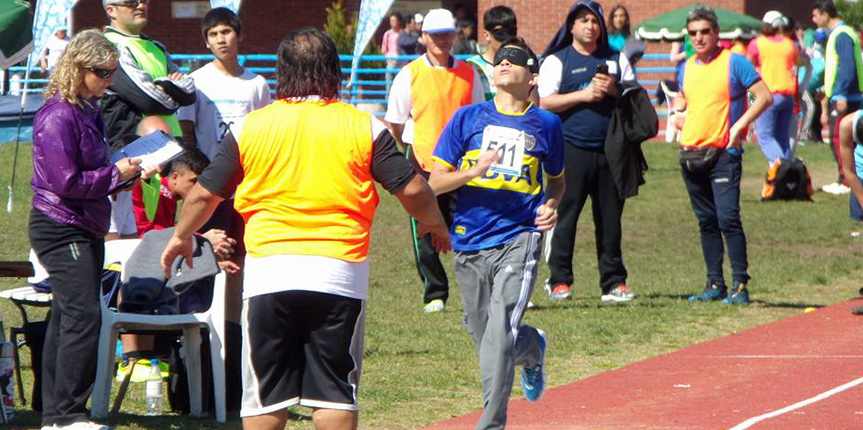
left=480, top=125, right=526, bottom=176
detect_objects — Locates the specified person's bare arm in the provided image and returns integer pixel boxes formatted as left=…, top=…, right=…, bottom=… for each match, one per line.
left=427, top=150, right=498, bottom=195
left=389, top=122, right=406, bottom=151
left=728, top=80, right=772, bottom=150
left=179, top=120, right=197, bottom=150
left=160, top=183, right=224, bottom=277
left=535, top=175, right=565, bottom=231
left=393, top=175, right=451, bottom=253
left=840, top=114, right=863, bottom=204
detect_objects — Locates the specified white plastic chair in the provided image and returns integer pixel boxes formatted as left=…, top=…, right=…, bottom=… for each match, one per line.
left=91, top=239, right=226, bottom=422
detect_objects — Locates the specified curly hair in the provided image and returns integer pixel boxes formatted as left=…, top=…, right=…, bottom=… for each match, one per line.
left=275, top=27, right=342, bottom=101
left=44, top=29, right=118, bottom=107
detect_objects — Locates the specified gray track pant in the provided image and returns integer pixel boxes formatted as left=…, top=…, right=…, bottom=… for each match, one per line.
left=454, top=231, right=545, bottom=430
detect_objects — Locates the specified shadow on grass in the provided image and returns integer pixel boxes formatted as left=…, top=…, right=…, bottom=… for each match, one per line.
left=750, top=301, right=826, bottom=309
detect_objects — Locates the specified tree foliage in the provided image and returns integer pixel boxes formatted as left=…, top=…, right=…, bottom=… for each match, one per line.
left=837, top=0, right=863, bottom=30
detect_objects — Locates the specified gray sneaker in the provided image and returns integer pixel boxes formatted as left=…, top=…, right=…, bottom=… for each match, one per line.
left=600, top=285, right=636, bottom=302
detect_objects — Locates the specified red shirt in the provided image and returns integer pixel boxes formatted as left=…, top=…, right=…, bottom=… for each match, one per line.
left=132, top=175, right=177, bottom=237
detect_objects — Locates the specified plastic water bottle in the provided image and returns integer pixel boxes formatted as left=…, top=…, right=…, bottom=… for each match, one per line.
left=145, top=359, right=163, bottom=416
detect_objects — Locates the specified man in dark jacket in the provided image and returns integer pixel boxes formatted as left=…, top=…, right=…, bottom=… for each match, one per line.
left=538, top=0, right=635, bottom=302
left=100, top=0, right=195, bottom=241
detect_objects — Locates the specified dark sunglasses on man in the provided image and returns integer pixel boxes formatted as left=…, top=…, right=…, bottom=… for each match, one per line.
left=109, top=0, right=148, bottom=8
left=86, top=67, right=117, bottom=80
left=687, top=28, right=712, bottom=37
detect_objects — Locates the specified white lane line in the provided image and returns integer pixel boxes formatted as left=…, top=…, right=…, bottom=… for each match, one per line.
left=728, top=375, right=863, bottom=430
left=695, top=355, right=863, bottom=359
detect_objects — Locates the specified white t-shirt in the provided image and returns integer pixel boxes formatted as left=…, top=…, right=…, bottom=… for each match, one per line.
left=176, top=62, right=271, bottom=160
left=44, top=36, right=70, bottom=71
left=384, top=55, right=485, bottom=144
left=243, top=254, right=370, bottom=300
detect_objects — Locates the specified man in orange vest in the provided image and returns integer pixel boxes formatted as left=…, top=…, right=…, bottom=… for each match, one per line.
left=748, top=11, right=809, bottom=164
left=160, top=28, right=449, bottom=430
left=674, top=7, right=772, bottom=305
left=386, top=8, right=485, bottom=313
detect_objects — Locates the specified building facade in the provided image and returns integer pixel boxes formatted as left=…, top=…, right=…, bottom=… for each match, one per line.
left=67, top=0, right=811, bottom=56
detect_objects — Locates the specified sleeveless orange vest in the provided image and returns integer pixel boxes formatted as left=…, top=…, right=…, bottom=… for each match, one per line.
left=681, top=50, right=733, bottom=149
left=408, top=57, right=475, bottom=172
left=755, top=36, right=797, bottom=95
left=234, top=99, right=379, bottom=262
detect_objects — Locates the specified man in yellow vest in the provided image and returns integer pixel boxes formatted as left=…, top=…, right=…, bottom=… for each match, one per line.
left=813, top=0, right=863, bottom=194
left=160, top=28, right=448, bottom=430
left=386, top=8, right=485, bottom=313
left=674, top=6, right=772, bottom=305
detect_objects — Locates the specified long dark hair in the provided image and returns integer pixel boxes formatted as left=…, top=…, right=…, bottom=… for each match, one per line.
left=607, top=5, right=630, bottom=37
left=275, top=27, right=342, bottom=100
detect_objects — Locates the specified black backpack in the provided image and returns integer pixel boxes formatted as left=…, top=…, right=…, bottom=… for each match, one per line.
left=762, top=158, right=814, bottom=201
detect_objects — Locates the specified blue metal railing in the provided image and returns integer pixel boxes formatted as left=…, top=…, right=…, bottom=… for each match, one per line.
left=4, top=53, right=676, bottom=117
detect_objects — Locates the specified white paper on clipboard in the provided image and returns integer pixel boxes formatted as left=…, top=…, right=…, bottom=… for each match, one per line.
left=111, top=130, right=184, bottom=172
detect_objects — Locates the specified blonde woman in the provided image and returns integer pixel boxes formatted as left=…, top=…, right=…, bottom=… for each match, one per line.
left=29, top=29, right=145, bottom=430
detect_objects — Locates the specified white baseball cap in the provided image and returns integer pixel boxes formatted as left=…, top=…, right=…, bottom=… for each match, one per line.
left=422, top=8, right=455, bottom=34
left=414, top=13, right=424, bottom=24
left=762, top=10, right=785, bottom=28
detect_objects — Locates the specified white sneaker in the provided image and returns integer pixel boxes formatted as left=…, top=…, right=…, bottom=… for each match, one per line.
left=822, top=182, right=851, bottom=194
left=54, top=421, right=112, bottom=430
left=40, top=426, right=56, bottom=430
left=423, top=299, right=445, bottom=313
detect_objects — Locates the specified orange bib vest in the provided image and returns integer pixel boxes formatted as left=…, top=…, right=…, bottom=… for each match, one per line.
left=754, top=36, right=797, bottom=95
left=234, top=99, right=379, bottom=262
left=681, top=49, right=733, bottom=149
left=408, top=58, right=475, bottom=172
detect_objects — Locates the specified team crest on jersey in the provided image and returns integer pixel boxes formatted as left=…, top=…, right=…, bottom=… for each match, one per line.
left=524, top=133, right=536, bottom=150
left=454, top=225, right=467, bottom=235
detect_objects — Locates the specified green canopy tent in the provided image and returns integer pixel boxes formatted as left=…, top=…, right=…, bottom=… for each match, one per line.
left=634, top=5, right=763, bottom=41
left=0, top=0, right=33, bottom=70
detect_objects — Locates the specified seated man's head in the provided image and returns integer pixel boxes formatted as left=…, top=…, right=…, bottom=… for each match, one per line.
left=492, top=37, right=539, bottom=94
left=136, top=115, right=172, bottom=136
left=202, top=7, right=242, bottom=61
left=165, top=148, right=209, bottom=199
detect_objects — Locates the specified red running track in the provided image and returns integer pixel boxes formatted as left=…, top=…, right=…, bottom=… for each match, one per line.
left=423, top=300, right=863, bottom=430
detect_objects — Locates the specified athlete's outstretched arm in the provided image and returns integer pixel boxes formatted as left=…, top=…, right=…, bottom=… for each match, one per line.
left=394, top=175, right=451, bottom=253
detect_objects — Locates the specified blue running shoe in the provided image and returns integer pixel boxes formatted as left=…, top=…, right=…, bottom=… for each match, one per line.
left=521, top=329, right=547, bottom=402
left=689, top=283, right=727, bottom=302
left=723, top=282, right=750, bottom=305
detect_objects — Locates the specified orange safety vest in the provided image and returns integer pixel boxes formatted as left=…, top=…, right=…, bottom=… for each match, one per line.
left=754, top=36, right=797, bottom=95
left=407, top=57, right=475, bottom=172
left=234, top=99, right=379, bottom=262
left=681, top=49, right=733, bottom=149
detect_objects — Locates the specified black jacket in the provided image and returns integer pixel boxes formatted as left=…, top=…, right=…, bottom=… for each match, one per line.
left=604, top=82, right=657, bottom=199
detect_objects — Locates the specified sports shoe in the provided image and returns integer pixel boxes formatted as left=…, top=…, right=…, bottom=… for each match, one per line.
left=54, top=421, right=112, bottom=430
left=822, top=182, right=851, bottom=195
left=544, top=280, right=572, bottom=300
left=521, top=329, right=547, bottom=402
left=40, top=426, right=56, bottom=430
left=115, top=358, right=169, bottom=382
left=601, top=285, right=636, bottom=302
left=423, top=299, right=445, bottom=313
left=852, top=304, right=863, bottom=315
left=722, top=282, right=750, bottom=305
left=689, top=283, right=727, bottom=302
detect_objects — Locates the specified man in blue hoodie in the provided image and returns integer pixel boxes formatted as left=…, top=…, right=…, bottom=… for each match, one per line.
left=538, top=0, right=634, bottom=303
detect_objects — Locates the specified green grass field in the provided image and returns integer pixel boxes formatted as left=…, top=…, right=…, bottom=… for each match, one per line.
left=1, top=140, right=861, bottom=429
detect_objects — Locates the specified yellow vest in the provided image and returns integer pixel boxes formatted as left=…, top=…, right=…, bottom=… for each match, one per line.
left=234, top=99, right=379, bottom=262
left=825, top=24, right=863, bottom=99
left=407, top=57, right=475, bottom=172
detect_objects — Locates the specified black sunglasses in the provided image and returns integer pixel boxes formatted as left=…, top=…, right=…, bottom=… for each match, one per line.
left=110, top=0, right=148, bottom=8
left=687, top=28, right=712, bottom=37
left=86, top=67, right=117, bottom=79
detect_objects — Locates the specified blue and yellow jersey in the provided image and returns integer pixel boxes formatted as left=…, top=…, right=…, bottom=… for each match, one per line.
left=432, top=100, right=565, bottom=252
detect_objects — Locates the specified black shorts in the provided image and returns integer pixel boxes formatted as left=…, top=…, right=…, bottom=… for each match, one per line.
left=240, top=290, right=365, bottom=417
left=200, top=198, right=246, bottom=262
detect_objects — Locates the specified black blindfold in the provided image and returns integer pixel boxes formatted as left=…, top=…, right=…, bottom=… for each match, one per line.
left=493, top=47, right=539, bottom=73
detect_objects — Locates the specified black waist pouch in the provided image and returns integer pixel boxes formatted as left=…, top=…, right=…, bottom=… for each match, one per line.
left=679, top=146, right=720, bottom=175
